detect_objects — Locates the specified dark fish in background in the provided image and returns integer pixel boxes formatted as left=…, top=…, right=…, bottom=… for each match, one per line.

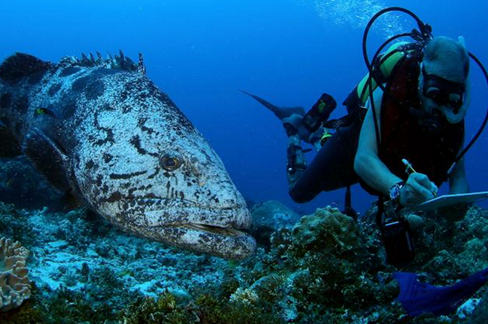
left=3, top=171, right=18, bottom=188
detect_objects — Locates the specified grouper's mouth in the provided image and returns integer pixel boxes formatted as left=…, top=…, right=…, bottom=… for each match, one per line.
left=119, top=198, right=257, bottom=260
left=180, top=223, right=250, bottom=237
left=137, top=220, right=257, bottom=260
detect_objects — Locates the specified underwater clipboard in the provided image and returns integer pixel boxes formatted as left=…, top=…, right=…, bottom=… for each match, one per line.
left=407, top=191, right=488, bottom=212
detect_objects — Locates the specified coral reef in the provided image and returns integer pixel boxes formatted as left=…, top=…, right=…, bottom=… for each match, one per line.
left=250, top=200, right=301, bottom=249
left=0, top=202, right=35, bottom=245
left=0, top=237, right=31, bottom=312
left=231, top=206, right=402, bottom=322
left=1, top=198, right=488, bottom=323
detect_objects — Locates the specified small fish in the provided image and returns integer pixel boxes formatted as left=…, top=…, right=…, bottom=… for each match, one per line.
left=34, top=108, right=57, bottom=118
left=4, top=172, right=18, bottom=188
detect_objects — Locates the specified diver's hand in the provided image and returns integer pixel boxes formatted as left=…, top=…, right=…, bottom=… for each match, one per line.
left=399, top=173, right=438, bottom=207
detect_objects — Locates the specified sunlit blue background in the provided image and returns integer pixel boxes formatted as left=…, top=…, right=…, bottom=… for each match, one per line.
left=1, top=0, right=486, bottom=214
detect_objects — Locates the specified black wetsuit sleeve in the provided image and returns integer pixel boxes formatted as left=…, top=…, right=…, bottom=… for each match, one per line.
left=288, top=117, right=363, bottom=203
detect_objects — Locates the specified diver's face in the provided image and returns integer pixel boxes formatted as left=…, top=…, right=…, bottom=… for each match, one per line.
left=418, top=63, right=467, bottom=124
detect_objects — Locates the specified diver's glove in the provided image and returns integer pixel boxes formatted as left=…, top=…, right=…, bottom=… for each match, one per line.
left=394, top=268, right=488, bottom=317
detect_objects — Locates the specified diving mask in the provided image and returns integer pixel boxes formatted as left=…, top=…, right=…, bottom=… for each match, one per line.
left=422, top=66, right=465, bottom=109
left=421, top=66, right=468, bottom=123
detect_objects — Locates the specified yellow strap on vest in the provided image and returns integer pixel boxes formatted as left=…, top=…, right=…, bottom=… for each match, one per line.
left=356, top=41, right=411, bottom=105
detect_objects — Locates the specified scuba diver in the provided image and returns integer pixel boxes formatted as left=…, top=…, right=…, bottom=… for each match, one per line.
left=244, top=32, right=470, bottom=212
left=355, top=35, right=469, bottom=207
left=244, top=35, right=470, bottom=211
left=243, top=6, right=488, bottom=266
left=245, top=8, right=488, bottom=317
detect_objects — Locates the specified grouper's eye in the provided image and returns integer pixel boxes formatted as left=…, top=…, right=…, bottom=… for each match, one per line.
left=160, top=153, right=183, bottom=171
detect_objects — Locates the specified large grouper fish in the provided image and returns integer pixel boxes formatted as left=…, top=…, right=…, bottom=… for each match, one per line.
left=0, top=52, right=256, bottom=259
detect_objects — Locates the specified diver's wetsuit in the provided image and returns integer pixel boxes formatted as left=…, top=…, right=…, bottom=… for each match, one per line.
left=288, top=110, right=364, bottom=203
left=287, top=53, right=464, bottom=204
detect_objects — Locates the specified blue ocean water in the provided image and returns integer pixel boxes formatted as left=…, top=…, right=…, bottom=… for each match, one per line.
left=1, top=0, right=487, bottom=214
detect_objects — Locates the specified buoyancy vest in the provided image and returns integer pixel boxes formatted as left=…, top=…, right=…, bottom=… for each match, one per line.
left=379, top=55, right=465, bottom=186
left=343, top=42, right=413, bottom=113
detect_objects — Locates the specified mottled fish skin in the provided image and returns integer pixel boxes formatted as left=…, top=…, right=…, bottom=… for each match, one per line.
left=0, top=53, right=256, bottom=259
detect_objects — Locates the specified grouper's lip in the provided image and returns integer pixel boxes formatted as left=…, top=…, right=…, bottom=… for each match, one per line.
left=155, top=222, right=250, bottom=237
left=126, top=198, right=256, bottom=259
left=129, top=197, right=252, bottom=233
left=137, top=223, right=256, bottom=260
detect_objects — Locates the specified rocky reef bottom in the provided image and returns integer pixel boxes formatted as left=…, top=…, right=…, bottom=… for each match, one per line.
left=1, top=199, right=488, bottom=323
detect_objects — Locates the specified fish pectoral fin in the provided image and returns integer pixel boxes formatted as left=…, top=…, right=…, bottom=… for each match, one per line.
left=22, top=128, right=71, bottom=192
left=0, top=121, right=22, bottom=157
left=0, top=53, right=52, bottom=83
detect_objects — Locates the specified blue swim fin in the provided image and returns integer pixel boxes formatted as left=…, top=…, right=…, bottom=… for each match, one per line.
left=394, top=268, right=488, bottom=317
left=240, top=90, right=305, bottom=120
